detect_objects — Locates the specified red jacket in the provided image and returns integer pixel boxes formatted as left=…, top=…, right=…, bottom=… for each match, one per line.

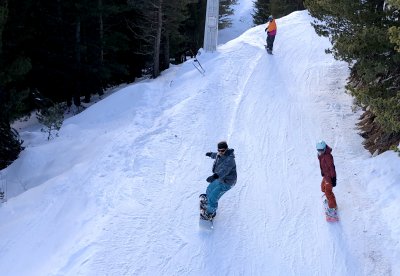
left=318, top=146, right=336, bottom=180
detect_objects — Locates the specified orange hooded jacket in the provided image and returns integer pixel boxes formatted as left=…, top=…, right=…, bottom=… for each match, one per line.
left=266, top=19, right=277, bottom=36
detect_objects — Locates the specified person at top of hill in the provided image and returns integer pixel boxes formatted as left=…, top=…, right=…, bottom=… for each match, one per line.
left=264, top=15, right=277, bottom=53
left=200, top=141, right=237, bottom=220
left=316, top=140, right=337, bottom=209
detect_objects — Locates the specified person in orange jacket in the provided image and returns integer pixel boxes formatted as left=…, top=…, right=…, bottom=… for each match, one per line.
left=264, top=15, right=277, bottom=53
left=316, top=140, right=337, bottom=210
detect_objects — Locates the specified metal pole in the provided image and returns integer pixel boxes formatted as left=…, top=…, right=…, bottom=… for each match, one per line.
left=203, top=0, right=219, bottom=52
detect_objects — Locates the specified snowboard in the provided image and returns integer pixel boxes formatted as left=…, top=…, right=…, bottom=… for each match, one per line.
left=322, top=195, right=339, bottom=222
left=199, top=194, right=214, bottom=230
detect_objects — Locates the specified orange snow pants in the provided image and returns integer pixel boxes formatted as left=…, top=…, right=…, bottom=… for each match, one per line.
left=321, top=177, right=337, bottom=208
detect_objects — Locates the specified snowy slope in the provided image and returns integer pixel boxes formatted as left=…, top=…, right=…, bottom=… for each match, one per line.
left=1, top=9, right=400, bottom=276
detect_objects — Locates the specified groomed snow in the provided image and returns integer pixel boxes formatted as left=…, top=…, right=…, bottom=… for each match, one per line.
left=1, top=8, right=399, bottom=276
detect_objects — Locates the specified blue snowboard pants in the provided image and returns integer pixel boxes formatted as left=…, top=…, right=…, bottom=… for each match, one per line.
left=206, top=180, right=233, bottom=214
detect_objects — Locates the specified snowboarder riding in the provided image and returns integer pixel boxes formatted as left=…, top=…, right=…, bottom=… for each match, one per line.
left=200, top=141, right=237, bottom=220
left=264, top=15, right=277, bottom=54
left=316, top=140, right=337, bottom=211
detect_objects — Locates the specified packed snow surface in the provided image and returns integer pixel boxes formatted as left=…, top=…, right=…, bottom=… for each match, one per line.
left=1, top=8, right=400, bottom=276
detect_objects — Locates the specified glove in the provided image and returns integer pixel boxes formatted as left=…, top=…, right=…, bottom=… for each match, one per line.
left=321, top=172, right=324, bottom=177
left=206, top=152, right=212, bottom=157
left=332, top=177, right=337, bottom=187
left=264, top=28, right=267, bottom=32
left=206, top=173, right=219, bottom=183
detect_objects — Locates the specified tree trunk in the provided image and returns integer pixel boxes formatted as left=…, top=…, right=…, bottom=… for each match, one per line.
left=163, top=33, right=170, bottom=70
left=99, top=0, right=104, bottom=64
left=98, top=0, right=104, bottom=95
left=153, top=0, right=162, bottom=78
left=0, top=0, right=7, bottom=54
left=74, top=17, right=81, bottom=106
left=297, top=0, right=305, bottom=10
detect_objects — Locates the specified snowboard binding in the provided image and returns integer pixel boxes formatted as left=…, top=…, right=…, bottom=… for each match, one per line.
left=199, top=194, right=216, bottom=222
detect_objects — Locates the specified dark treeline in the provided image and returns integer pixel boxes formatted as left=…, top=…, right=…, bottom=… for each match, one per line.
left=305, top=0, right=400, bottom=154
left=0, top=0, right=211, bottom=169
left=253, top=0, right=305, bottom=25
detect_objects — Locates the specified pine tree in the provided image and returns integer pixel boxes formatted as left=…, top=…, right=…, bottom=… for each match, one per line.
left=253, top=0, right=304, bottom=25
left=219, top=0, right=237, bottom=29
left=180, top=0, right=207, bottom=56
left=37, top=103, right=64, bottom=140
left=162, top=0, right=191, bottom=71
left=388, top=0, right=400, bottom=52
left=269, top=0, right=304, bottom=18
left=127, top=0, right=192, bottom=78
left=0, top=120, right=24, bottom=169
left=253, top=0, right=270, bottom=25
